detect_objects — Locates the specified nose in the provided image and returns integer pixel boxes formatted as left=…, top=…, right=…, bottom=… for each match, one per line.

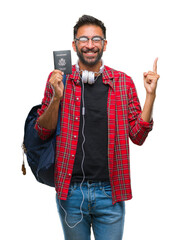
left=87, top=39, right=94, bottom=48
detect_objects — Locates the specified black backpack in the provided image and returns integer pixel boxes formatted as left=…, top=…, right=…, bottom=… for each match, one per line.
left=22, top=75, right=66, bottom=187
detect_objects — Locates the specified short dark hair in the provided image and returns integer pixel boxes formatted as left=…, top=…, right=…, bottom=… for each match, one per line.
left=73, top=15, right=106, bottom=39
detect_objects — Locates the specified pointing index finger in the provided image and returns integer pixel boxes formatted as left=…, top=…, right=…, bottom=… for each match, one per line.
left=153, top=57, right=158, bottom=73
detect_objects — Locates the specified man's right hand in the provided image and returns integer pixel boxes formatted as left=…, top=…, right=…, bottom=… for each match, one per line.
left=49, top=70, right=64, bottom=100
left=38, top=69, right=64, bottom=130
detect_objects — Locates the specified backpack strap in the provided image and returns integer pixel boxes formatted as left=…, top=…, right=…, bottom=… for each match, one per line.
left=56, top=74, right=66, bottom=136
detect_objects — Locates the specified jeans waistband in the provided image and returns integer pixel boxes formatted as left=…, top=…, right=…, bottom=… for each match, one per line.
left=70, top=180, right=110, bottom=189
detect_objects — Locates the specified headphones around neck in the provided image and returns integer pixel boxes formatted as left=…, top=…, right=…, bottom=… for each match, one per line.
left=76, top=60, right=104, bottom=84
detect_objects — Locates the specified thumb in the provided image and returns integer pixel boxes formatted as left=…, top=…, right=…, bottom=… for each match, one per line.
left=143, top=72, right=148, bottom=78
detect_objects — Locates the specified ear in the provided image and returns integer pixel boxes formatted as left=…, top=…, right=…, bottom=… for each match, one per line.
left=103, top=40, right=107, bottom=52
left=72, top=41, right=77, bottom=52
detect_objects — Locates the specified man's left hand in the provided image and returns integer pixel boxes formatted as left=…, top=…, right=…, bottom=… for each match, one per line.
left=143, top=58, right=160, bottom=95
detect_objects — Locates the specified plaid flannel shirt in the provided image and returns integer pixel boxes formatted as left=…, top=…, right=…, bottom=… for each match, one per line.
left=35, top=65, right=153, bottom=204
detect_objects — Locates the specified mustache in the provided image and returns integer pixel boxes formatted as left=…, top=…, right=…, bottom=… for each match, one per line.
left=81, top=48, right=99, bottom=53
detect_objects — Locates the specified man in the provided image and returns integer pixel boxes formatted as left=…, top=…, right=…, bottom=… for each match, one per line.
left=35, top=15, right=159, bottom=240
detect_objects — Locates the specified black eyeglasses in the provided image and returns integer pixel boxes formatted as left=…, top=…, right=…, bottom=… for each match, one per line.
left=75, top=36, right=105, bottom=44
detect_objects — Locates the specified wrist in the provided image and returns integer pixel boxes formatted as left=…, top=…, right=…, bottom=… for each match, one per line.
left=52, top=95, right=62, bottom=103
left=141, top=93, right=155, bottom=123
left=146, top=92, right=156, bottom=102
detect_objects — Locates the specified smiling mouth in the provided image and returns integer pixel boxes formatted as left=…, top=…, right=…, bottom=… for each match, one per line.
left=84, top=52, right=96, bottom=56
left=82, top=47, right=98, bottom=53
left=82, top=50, right=98, bottom=58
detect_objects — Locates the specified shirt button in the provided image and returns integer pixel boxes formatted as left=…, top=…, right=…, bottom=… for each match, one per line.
left=74, top=135, right=77, bottom=138
left=72, top=154, right=75, bottom=157
left=75, top=117, right=78, bottom=121
left=76, top=97, right=79, bottom=101
left=68, top=173, right=71, bottom=177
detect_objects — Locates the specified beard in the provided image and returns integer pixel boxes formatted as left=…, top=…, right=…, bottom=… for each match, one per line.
left=75, top=45, right=104, bottom=67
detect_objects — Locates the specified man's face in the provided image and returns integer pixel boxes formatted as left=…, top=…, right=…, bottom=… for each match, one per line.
left=72, top=25, right=107, bottom=67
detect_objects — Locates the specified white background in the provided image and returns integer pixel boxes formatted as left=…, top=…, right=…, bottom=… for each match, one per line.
left=0, top=0, right=181, bottom=239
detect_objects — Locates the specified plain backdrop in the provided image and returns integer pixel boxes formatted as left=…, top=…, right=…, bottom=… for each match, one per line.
left=1, top=0, right=181, bottom=239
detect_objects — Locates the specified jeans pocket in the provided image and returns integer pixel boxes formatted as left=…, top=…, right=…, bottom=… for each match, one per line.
left=67, top=185, right=76, bottom=198
left=102, top=184, right=112, bottom=198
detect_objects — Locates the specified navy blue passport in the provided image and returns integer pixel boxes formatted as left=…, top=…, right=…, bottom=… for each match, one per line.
left=53, top=50, right=72, bottom=74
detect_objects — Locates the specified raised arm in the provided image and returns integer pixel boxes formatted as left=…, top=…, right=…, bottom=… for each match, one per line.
left=141, top=58, right=160, bottom=122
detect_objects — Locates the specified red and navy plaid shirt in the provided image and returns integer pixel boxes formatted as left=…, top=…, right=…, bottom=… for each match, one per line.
left=35, top=65, right=153, bottom=204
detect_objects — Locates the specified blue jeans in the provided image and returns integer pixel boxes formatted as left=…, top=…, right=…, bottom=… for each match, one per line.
left=56, top=181, right=125, bottom=240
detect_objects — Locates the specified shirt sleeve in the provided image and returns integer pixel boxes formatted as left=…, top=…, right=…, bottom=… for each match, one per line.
left=128, top=78, right=153, bottom=145
left=34, top=72, right=55, bottom=140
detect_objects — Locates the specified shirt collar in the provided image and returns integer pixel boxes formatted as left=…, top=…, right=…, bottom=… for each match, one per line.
left=69, top=65, right=80, bottom=85
left=102, top=66, right=114, bottom=89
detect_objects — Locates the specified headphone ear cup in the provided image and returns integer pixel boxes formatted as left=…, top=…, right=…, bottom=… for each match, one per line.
left=87, top=72, right=95, bottom=84
left=100, top=60, right=104, bottom=73
left=82, top=70, right=89, bottom=83
left=76, top=62, right=79, bottom=72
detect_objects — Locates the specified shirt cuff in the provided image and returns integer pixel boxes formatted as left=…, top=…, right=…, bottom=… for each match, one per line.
left=139, top=115, right=154, bottom=131
left=34, top=119, right=55, bottom=140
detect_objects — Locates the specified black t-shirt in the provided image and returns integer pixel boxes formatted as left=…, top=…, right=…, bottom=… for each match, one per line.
left=71, top=75, right=110, bottom=182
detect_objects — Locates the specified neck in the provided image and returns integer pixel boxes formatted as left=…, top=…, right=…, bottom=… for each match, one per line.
left=78, top=60, right=103, bottom=73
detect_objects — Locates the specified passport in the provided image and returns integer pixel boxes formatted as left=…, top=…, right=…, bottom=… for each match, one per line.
left=53, top=50, right=72, bottom=74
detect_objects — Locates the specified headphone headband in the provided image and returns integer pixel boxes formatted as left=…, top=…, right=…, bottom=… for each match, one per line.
left=75, top=60, right=104, bottom=85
